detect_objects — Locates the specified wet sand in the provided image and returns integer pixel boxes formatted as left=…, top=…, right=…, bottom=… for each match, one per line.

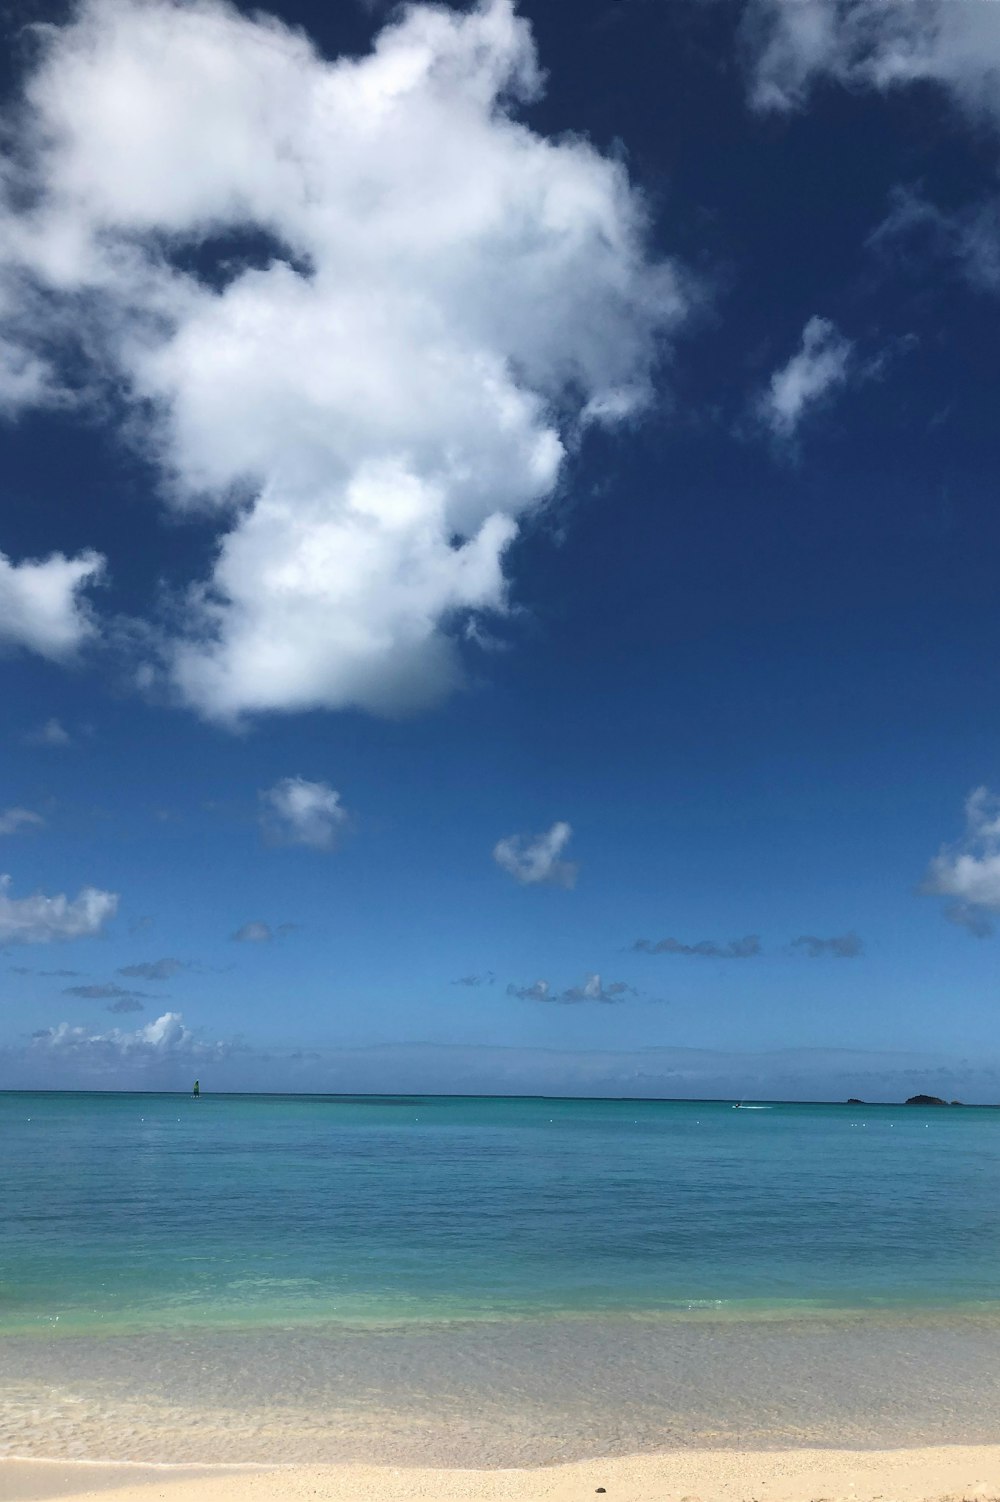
left=5, top=1313, right=1000, bottom=1466
left=4, top=1447, right=1000, bottom=1502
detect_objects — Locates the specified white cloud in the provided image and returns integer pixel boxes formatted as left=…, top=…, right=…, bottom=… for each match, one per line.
left=0, top=807, right=44, bottom=837
left=506, top=979, right=551, bottom=1001
left=758, top=316, right=853, bottom=440
left=0, top=343, right=59, bottom=415
left=744, top=0, right=1000, bottom=123
left=231, top=920, right=273, bottom=943
left=923, top=787, right=1000, bottom=936
left=24, top=717, right=72, bottom=747
left=259, top=776, right=348, bottom=850
left=6, top=1031, right=997, bottom=1099
left=507, top=973, right=634, bottom=1002
left=0, top=875, right=118, bottom=944
left=493, top=819, right=577, bottom=888
left=744, top=2, right=1000, bottom=373
left=0, top=548, right=103, bottom=660
left=30, top=1010, right=227, bottom=1064
left=565, top=973, right=633, bottom=1003
left=0, top=0, right=689, bottom=724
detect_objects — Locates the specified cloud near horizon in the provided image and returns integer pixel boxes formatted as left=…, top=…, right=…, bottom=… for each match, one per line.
left=493, top=821, right=578, bottom=888
left=507, top=973, right=635, bottom=1004
left=5, top=1030, right=997, bottom=1103
left=28, top=1010, right=231, bottom=1070
left=0, top=0, right=689, bottom=724
left=0, top=876, right=118, bottom=945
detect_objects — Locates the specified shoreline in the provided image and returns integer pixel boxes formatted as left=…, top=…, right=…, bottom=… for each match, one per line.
left=11, top=1301, right=1000, bottom=1343
left=5, top=1445, right=1000, bottom=1502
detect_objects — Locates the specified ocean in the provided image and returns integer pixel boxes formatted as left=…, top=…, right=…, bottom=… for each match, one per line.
left=3, top=1090, right=1000, bottom=1463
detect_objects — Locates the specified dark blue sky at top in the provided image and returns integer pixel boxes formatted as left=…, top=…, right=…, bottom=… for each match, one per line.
left=1, top=0, right=999, bottom=1099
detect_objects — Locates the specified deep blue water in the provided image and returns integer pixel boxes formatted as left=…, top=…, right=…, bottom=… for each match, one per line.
left=4, top=1091, right=1000, bottom=1335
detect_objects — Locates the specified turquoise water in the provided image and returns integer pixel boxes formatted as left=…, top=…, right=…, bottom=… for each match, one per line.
left=5, top=1092, right=1000, bottom=1462
left=4, top=1091, right=1000, bottom=1334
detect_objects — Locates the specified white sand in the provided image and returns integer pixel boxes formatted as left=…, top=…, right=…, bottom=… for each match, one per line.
left=4, top=1445, right=1000, bottom=1502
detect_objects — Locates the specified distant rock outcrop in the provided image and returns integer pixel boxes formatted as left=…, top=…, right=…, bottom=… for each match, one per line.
left=904, top=1094, right=947, bottom=1106
left=846, top=1098, right=864, bottom=1104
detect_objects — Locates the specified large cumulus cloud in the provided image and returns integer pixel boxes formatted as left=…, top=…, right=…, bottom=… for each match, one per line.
left=0, top=0, right=689, bottom=722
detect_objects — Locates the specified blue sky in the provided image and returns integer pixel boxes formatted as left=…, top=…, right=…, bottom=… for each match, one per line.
left=2, top=0, right=1000, bottom=1100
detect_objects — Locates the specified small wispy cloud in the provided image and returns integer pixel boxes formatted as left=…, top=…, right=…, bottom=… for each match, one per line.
left=452, top=972, right=495, bottom=987
left=493, top=821, right=577, bottom=888
left=508, top=973, right=635, bottom=1004
left=106, top=996, right=145, bottom=1014
left=789, top=932, right=863, bottom=958
left=23, top=717, right=71, bottom=747
left=563, top=974, right=635, bottom=1003
left=10, top=965, right=82, bottom=977
left=633, top=935, right=761, bottom=959
left=232, top=921, right=273, bottom=943
left=118, top=957, right=186, bottom=981
left=231, top=920, right=297, bottom=944
left=507, top=979, right=552, bottom=1002
left=0, top=807, right=44, bottom=837
left=743, top=0, right=1000, bottom=127
left=63, top=982, right=149, bottom=1000
left=757, top=316, right=853, bottom=441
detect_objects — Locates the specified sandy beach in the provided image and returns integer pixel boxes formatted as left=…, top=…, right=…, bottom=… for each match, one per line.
left=4, top=1447, right=1000, bottom=1502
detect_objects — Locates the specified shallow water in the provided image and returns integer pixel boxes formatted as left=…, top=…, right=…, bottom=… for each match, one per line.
left=3, top=1091, right=1000, bottom=1461
left=4, top=1313, right=1000, bottom=1463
